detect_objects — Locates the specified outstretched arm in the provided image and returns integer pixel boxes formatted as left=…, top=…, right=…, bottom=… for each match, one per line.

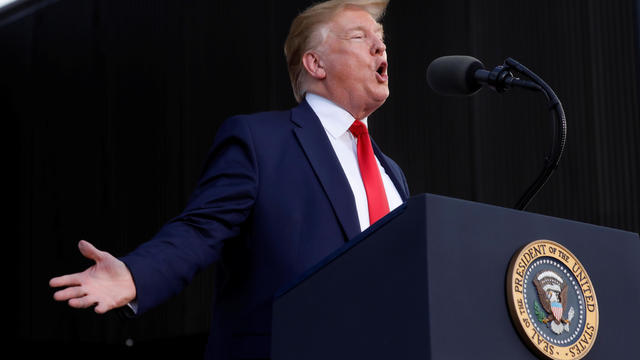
left=49, top=240, right=137, bottom=314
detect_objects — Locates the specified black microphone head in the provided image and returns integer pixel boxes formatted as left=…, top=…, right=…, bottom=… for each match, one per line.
left=427, top=55, right=485, bottom=96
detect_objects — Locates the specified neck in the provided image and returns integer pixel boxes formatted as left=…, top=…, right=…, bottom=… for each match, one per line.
left=306, top=87, right=382, bottom=120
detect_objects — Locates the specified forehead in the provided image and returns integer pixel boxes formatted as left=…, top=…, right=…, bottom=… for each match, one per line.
left=328, top=7, right=383, bottom=33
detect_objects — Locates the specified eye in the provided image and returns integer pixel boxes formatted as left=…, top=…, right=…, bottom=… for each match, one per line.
left=350, top=31, right=365, bottom=39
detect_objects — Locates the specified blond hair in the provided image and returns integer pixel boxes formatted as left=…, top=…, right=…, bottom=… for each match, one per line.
left=284, top=0, right=389, bottom=103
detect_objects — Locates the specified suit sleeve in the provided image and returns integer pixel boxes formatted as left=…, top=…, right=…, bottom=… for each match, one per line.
left=120, top=116, right=258, bottom=314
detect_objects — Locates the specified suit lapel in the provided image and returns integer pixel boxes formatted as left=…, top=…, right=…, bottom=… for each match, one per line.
left=372, top=140, right=409, bottom=201
left=291, top=101, right=361, bottom=241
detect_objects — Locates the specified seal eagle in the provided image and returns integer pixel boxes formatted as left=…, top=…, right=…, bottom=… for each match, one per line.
left=533, top=270, right=570, bottom=328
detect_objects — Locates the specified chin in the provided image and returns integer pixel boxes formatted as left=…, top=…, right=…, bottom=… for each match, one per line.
left=372, top=88, right=389, bottom=104
left=366, top=94, right=388, bottom=114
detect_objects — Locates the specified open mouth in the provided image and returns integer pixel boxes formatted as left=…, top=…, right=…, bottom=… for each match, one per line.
left=376, top=62, right=388, bottom=82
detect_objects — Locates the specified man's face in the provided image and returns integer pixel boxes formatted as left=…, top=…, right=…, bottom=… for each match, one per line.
left=318, top=7, right=389, bottom=117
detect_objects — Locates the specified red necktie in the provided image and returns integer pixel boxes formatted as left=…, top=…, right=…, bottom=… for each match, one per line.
left=349, top=120, right=390, bottom=225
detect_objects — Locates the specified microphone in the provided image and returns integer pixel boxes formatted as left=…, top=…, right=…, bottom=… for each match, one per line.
left=426, top=55, right=541, bottom=96
left=425, top=55, right=567, bottom=211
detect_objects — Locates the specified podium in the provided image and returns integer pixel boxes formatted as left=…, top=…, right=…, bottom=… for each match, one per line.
left=271, top=194, right=640, bottom=359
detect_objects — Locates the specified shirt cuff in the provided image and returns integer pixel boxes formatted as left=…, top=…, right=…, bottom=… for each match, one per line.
left=126, top=300, right=138, bottom=315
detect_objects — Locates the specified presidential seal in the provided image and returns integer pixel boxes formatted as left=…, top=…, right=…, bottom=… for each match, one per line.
left=506, top=240, right=599, bottom=360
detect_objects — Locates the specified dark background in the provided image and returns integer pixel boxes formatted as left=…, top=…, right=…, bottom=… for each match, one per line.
left=3, top=0, right=638, bottom=358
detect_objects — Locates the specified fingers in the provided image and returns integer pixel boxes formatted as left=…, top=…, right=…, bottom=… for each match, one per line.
left=68, top=295, right=98, bottom=309
left=53, top=286, right=86, bottom=301
left=52, top=284, right=116, bottom=314
left=77, top=240, right=104, bottom=262
left=94, top=301, right=114, bottom=314
left=68, top=296, right=114, bottom=314
left=49, top=273, right=82, bottom=288
left=49, top=240, right=123, bottom=315
left=49, top=240, right=100, bottom=288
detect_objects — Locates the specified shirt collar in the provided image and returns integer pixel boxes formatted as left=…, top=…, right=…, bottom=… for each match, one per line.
left=306, top=92, right=368, bottom=139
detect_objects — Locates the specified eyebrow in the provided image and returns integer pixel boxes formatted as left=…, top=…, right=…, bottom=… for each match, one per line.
left=345, top=24, right=384, bottom=37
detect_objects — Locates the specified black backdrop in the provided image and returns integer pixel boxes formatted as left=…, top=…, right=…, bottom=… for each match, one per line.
left=3, top=0, right=639, bottom=357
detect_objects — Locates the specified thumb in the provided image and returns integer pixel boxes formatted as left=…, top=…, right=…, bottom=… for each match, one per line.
left=77, top=240, right=103, bottom=262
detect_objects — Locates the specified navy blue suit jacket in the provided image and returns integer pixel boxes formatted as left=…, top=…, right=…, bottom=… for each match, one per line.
left=120, top=100, right=409, bottom=359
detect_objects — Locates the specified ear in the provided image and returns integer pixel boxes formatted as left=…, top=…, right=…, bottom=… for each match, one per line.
left=302, top=51, right=326, bottom=80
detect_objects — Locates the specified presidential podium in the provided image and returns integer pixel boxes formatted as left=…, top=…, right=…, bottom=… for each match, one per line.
left=271, top=194, right=640, bottom=359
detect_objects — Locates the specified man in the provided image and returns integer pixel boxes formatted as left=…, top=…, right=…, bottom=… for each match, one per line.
left=49, top=0, right=409, bottom=358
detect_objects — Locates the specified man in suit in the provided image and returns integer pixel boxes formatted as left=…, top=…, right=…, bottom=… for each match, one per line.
left=50, top=0, right=408, bottom=358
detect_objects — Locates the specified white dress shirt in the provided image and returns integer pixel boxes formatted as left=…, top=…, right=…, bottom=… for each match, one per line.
left=306, top=93, right=403, bottom=231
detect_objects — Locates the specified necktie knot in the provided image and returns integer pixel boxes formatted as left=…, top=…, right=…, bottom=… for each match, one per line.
left=349, top=120, right=368, bottom=138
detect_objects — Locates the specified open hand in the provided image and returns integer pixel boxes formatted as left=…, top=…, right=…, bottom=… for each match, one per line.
left=49, top=240, right=137, bottom=314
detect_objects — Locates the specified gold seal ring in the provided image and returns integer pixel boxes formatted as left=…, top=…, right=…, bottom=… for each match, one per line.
left=506, top=239, right=599, bottom=359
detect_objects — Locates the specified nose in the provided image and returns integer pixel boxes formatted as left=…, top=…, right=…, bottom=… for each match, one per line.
left=371, top=36, right=386, bottom=56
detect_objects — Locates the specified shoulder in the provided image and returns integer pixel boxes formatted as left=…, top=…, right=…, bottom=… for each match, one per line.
left=210, top=106, right=306, bottom=154
left=224, top=109, right=293, bottom=130
left=220, top=100, right=315, bottom=132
